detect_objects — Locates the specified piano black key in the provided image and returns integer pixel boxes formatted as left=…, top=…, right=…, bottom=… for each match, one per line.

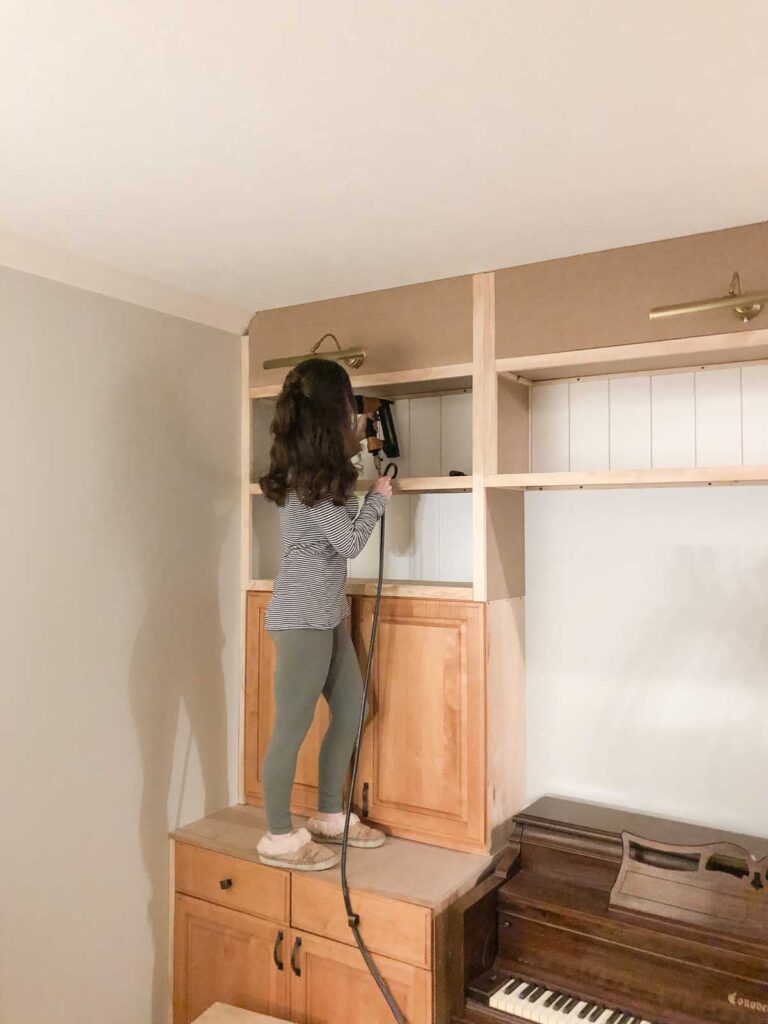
left=518, top=983, right=536, bottom=999
left=502, top=978, right=521, bottom=994
left=545, top=991, right=563, bottom=1007
left=606, top=1012, right=622, bottom=1024
left=553, top=995, right=570, bottom=1010
left=579, top=1004, right=596, bottom=1019
left=529, top=987, right=546, bottom=1002
left=589, top=1006, right=606, bottom=1022
left=562, top=997, right=579, bottom=1013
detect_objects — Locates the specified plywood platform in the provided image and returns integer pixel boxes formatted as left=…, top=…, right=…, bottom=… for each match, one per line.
left=193, top=1004, right=291, bottom=1024
left=172, top=803, right=494, bottom=912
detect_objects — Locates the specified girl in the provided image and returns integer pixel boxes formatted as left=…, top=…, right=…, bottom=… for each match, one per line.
left=255, top=358, right=392, bottom=870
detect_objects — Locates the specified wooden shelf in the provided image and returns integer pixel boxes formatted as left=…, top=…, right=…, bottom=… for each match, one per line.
left=249, top=578, right=473, bottom=599
left=495, top=328, right=768, bottom=384
left=251, top=476, right=472, bottom=496
left=486, top=466, right=768, bottom=491
left=250, top=362, right=473, bottom=400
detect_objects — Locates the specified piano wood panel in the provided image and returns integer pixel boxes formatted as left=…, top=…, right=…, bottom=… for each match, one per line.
left=454, top=797, right=768, bottom=1024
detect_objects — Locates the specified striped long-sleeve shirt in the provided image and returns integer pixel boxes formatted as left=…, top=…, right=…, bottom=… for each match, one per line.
left=265, top=490, right=389, bottom=630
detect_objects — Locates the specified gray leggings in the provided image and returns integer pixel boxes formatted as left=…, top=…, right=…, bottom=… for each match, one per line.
left=262, top=625, right=363, bottom=835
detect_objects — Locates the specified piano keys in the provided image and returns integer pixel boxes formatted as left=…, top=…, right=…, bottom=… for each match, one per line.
left=450, top=797, right=768, bottom=1024
left=488, top=976, right=653, bottom=1024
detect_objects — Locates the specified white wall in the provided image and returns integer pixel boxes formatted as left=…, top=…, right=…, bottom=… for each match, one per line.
left=0, top=267, right=241, bottom=1024
left=525, top=487, right=768, bottom=836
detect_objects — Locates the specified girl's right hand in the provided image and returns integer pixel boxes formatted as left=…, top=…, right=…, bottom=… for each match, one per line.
left=370, top=476, right=393, bottom=499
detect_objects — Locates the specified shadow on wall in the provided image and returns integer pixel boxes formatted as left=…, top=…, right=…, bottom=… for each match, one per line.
left=108, top=363, right=236, bottom=1023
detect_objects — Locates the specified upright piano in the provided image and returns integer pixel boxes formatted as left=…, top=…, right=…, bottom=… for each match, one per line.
left=451, top=797, right=768, bottom=1024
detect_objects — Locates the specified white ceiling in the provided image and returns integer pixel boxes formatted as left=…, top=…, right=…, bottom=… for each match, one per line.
left=2, top=1, right=767, bottom=317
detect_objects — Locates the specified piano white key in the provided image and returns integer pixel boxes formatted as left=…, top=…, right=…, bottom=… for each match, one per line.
left=489, top=978, right=524, bottom=1014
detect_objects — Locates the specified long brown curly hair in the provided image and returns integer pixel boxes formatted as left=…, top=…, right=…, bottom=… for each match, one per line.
left=259, top=358, right=359, bottom=507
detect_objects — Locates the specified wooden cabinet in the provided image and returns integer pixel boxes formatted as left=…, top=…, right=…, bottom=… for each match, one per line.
left=243, top=591, right=330, bottom=815
left=291, top=873, right=432, bottom=968
left=354, top=598, right=486, bottom=853
left=244, top=591, right=489, bottom=852
left=173, top=894, right=291, bottom=1024
left=171, top=807, right=494, bottom=1024
left=289, top=930, right=432, bottom=1024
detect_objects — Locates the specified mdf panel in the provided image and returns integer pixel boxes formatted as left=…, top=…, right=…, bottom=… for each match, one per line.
left=382, top=495, right=413, bottom=580
left=651, top=372, right=696, bottom=468
left=485, top=489, right=525, bottom=601
left=250, top=399, right=275, bottom=482
left=569, top=380, right=609, bottom=472
left=409, top=494, right=441, bottom=579
left=742, top=365, right=768, bottom=464
left=438, top=493, right=473, bottom=582
left=609, top=377, right=652, bottom=470
left=497, top=376, right=530, bottom=474
left=409, top=397, right=442, bottom=476
left=694, top=367, right=742, bottom=467
left=530, top=383, right=569, bottom=472
left=289, top=931, right=432, bottom=1024
left=244, top=592, right=330, bottom=815
left=173, top=896, right=290, bottom=1024
left=251, top=496, right=281, bottom=580
left=440, top=392, right=473, bottom=475
left=486, top=597, right=526, bottom=848
left=495, top=221, right=768, bottom=357
left=249, top=274, right=473, bottom=388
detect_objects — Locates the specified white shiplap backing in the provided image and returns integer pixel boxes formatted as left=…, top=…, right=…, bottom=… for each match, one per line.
left=349, top=393, right=473, bottom=582
left=251, top=394, right=474, bottom=583
left=531, top=367, right=768, bottom=473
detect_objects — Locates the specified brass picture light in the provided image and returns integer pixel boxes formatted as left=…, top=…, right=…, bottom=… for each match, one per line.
left=649, top=272, right=768, bottom=324
left=262, top=332, right=366, bottom=371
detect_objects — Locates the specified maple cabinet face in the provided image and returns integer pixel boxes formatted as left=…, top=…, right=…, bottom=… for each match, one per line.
left=244, top=592, right=330, bottom=815
left=289, top=930, right=432, bottom=1024
left=354, top=598, right=486, bottom=853
left=173, top=895, right=291, bottom=1024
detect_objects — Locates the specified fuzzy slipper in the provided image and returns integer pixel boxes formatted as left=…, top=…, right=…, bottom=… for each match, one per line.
left=307, top=813, right=386, bottom=849
left=256, top=827, right=339, bottom=871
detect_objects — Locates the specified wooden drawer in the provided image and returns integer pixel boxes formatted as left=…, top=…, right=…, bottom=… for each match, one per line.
left=175, top=843, right=289, bottom=924
left=291, top=874, right=432, bottom=969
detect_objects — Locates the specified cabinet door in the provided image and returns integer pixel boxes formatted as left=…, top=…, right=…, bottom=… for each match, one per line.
left=173, top=894, right=291, bottom=1024
left=354, top=598, right=486, bottom=852
left=244, top=591, right=330, bottom=814
left=289, top=930, right=432, bottom=1024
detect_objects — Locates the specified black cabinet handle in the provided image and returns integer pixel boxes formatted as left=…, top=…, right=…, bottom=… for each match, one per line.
left=362, top=782, right=369, bottom=818
left=290, top=935, right=302, bottom=977
left=273, top=930, right=285, bottom=971
left=219, top=878, right=233, bottom=890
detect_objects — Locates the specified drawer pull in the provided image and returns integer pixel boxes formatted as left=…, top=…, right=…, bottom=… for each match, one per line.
left=290, top=935, right=302, bottom=977
left=219, top=878, right=233, bottom=890
left=362, top=782, right=369, bottom=818
left=273, top=930, right=285, bottom=971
